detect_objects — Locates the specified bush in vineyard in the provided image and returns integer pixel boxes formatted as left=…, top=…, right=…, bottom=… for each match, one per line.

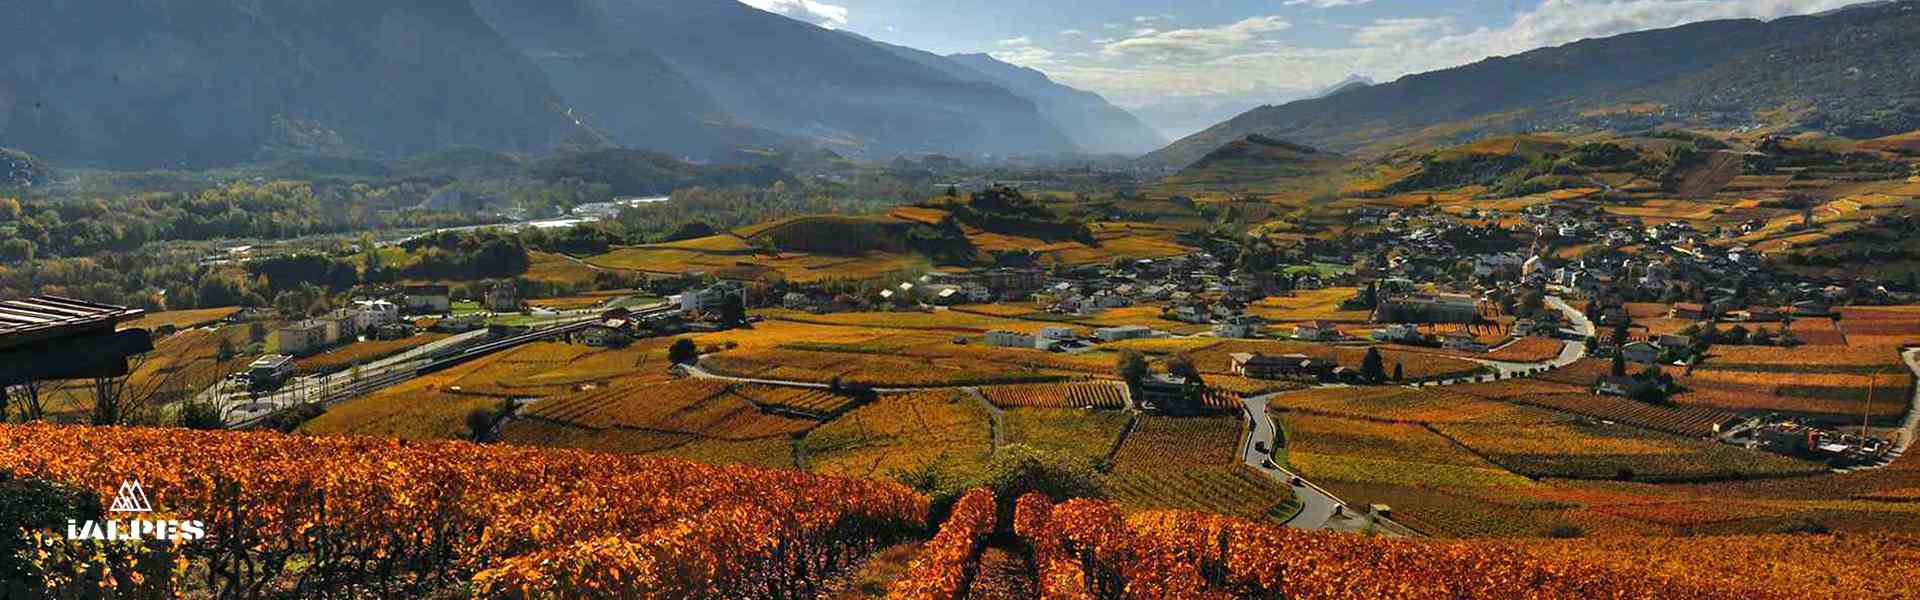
left=1011, top=496, right=1803, bottom=600
left=886, top=489, right=996, bottom=600
left=0, top=424, right=927, bottom=598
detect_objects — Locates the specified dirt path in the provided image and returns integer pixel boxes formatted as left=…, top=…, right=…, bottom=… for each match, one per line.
left=965, top=387, right=1006, bottom=449
left=966, top=546, right=1037, bottom=600
left=816, top=542, right=924, bottom=599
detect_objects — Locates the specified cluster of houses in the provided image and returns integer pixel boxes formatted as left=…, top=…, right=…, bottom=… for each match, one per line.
left=1749, top=417, right=1893, bottom=466
left=273, top=281, right=526, bottom=356
left=274, top=299, right=409, bottom=356
left=982, top=324, right=1168, bottom=352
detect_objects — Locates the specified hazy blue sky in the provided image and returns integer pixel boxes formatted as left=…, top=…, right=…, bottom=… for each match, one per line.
left=740, top=0, right=1865, bottom=110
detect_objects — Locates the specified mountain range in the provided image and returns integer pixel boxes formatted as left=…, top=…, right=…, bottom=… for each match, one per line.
left=1145, top=0, right=1920, bottom=168
left=1, top=0, right=1158, bottom=169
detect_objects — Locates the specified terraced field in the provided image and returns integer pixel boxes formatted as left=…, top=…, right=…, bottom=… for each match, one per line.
left=979, top=381, right=1127, bottom=410
left=1105, top=416, right=1296, bottom=520
left=801, top=390, right=994, bottom=480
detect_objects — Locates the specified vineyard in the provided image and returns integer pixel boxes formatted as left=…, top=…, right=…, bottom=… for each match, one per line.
left=1004, top=494, right=1812, bottom=599
left=802, top=390, right=995, bottom=481
left=1269, top=386, right=1562, bottom=425
left=1432, top=420, right=1828, bottom=481
left=886, top=489, right=996, bottom=600
left=1282, top=413, right=1535, bottom=492
left=518, top=379, right=818, bottom=440
left=979, top=382, right=1128, bottom=410
left=1001, top=409, right=1134, bottom=463
left=0, top=424, right=927, bottom=598
left=1105, top=416, right=1295, bottom=520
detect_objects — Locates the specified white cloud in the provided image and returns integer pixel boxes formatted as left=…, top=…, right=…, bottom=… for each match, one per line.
left=739, top=0, right=849, bottom=29
left=989, top=36, right=1056, bottom=66
left=1059, top=29, right=1086, bottom=36
left=1284, top=0, right=1375, bottom=7
left=1350, top=17, right=1454, bottom=46
left=1100, top=15, right=1292, bottom=63
left=1025, top=0, right=1861, bottom=108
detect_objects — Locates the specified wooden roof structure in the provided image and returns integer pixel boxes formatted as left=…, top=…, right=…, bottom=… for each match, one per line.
left=0, top=296, right=152, bottom=385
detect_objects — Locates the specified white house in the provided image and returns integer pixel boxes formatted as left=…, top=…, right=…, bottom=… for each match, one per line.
left=1094, top=325, right=1153, bottom=342
left=1215, top=315, right=1266, bottom=339
left=351, top=300, right=400, bottom=331
left=1371, top=323, right=1421, bottom=343
left=402, top=285, right=451, bottom=313
left=680, top=282, right=746, bottom=313
left=984, top=330, right=1036, bottom=349
left=276, top=320, right=327, bottom=356
left=1292, top=321, right=1340, bottom=341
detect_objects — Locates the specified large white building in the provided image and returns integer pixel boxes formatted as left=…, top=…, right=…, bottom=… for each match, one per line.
left=678, top=282, right=746, bottom=314
left=984, top=330, right=1036, bottom=348
left=352, top=300, right=401, bottom=331
left=1094, top=325, right=1153, bottom=342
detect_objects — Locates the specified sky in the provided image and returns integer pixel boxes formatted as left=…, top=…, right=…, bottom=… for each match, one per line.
left=738, top=0, right=1867, bottom=117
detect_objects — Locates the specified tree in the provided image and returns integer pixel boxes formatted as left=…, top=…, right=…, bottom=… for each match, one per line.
left=1392, top=362, right=1404, bottom=382
left=974, top=444, right=1105, bottom=533
left=1361, top=348, right=1386, bottom=382
left=668, top=338, right=699, bottom=365
left=1611, top=352, right=1627, bottom=377
left=1114, top=350, right=1148, bottom=385
left=0, top=238, right=33, bottom=263
left=1165, top=354, right=1203, bottom=386
left=464, top=409, right=496, bottom=443
left=718, top=293, right=747, bottom=328
left=176, top=401, right=223, bottom=430
left=0, top=381, right=46, bottom=422
left=1612, top=319, right=1630, bottom=347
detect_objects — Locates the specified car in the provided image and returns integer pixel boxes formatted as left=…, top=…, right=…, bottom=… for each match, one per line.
left=1254, top=441, right=1268, bottom=453
left=1290, top=476, right=1305, bottom=487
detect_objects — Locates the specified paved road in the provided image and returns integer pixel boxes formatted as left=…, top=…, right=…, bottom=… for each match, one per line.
left=1241, top=391, right=1404, bottom=534
left=1546, top=296, right=1596, bottom=338
left=1893, top=348, right=1920, bottom=457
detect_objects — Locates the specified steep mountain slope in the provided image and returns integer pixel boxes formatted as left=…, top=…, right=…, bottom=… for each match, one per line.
left=469, top=0, right=791, bottom=161
left=945, top=53, right=1168, bottom=155
left=0, top=0, right=584, bottom=168
left=488, top=0, right=1076, bottom=158
left=1156, top=134, right=1351, bottom=202
left=1146, top=1, right=1920, bottom=168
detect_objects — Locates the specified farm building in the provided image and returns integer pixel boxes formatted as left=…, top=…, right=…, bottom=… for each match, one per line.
left=1292, top=321, right=1340, bottom=341
left=1593, top=375, right=1655, bottom=398
left=984, top=330, right=1036, bottom=349
left=1095, top=325, right=1154, bottom=342
left=1372, top=294, right=1480, bottom=324
left=1621, top=341, right=1662, bottom=364
left=486, top=281, right=520, bottom=312
left=248, top=355, right=296, bottom=385
left=403, top=285, right=452, bottom=313
left=1230, top=353, right=1335, bottom=381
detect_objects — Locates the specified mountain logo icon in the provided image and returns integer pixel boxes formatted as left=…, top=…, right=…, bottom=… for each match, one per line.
left=109, top=479, right=153, bottom=513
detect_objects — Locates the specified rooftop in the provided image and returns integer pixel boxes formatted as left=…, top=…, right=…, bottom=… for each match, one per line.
left=0, top=296, right=144, bottom=351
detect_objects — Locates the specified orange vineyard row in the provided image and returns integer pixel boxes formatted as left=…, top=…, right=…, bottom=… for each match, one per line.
left=981, top=382, right=1128, bottom=410
left=886, top=489, right=997, bottom=600
left=0, top=424, right=927, bottom=598
left=1009, top=494, right=1817, bottom=600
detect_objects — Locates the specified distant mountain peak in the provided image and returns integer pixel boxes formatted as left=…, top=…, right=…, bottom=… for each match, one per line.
left=1144, top=3, right=1920, bottom=168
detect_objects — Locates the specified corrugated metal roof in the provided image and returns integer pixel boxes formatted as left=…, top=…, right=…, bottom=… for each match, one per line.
left=0, top=296, right=143, bottom=345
